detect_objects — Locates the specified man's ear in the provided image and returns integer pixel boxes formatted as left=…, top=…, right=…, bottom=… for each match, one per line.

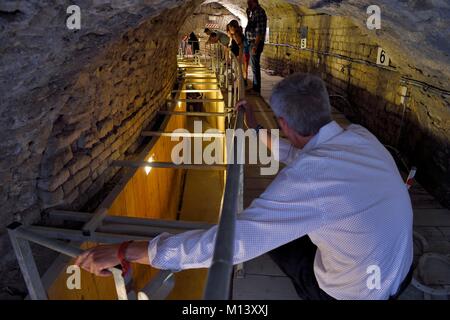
left=278, top=117, right=289, bottom=132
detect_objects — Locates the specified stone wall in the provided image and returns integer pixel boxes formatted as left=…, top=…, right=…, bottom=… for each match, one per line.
left=0, top=1, right=199, bottom=231
left=261, top=12, right=450, bottom=207
left=0, top=0, right=200, bottom=299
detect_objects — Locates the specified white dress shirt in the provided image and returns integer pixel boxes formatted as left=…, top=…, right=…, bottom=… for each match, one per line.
left=147, top=121, right=413, bottom=300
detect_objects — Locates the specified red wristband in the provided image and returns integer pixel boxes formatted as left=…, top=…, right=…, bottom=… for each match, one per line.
left=117, top=241, right=133, bottom=276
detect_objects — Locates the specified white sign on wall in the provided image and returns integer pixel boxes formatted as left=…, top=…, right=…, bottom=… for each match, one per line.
left=376, top=47, right=390, bottom=66
left=301, top=38, right=307, bottom=49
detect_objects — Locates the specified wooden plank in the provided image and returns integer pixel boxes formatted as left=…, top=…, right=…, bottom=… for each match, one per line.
left=414, top=209, right=450, bottom=227
left=232, top=274, right=299, bottom=300
left=241, top=254, right=286, bottom=277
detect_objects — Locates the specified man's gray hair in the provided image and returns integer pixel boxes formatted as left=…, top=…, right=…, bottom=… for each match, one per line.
left=270, top=73, right=332, bottom=136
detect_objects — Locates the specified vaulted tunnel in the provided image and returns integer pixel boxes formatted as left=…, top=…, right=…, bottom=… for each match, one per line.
left=0, top=0, right=449, bottom=300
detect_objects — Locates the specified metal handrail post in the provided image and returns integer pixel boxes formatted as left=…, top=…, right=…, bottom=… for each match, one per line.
left=204, top=52, right=246, bottom=299
left=203, top=109, right=244, bottom=300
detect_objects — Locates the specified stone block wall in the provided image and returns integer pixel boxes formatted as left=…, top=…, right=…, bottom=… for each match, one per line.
left=0, top=1, right=201, bottom=299
left=0, top=3, right=198, bottom=232
left=261, top=14, right=450, bottom=207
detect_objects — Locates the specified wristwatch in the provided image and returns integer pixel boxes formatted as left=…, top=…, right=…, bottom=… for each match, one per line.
left=117, top=240, right=133, bottom=276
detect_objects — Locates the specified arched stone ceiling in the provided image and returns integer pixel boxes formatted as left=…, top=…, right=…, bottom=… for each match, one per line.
left=204, top=0, right=450, bottom=88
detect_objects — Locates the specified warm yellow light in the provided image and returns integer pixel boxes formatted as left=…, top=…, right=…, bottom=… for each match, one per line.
left=185, top=73, right=214, bottom=76
left=145, top=155, right=155, bottom=175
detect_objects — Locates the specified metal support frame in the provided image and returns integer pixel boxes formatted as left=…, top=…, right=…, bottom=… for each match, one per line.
left=172, top=89, right=221, bottom=93
left=7, top=223, right=48, bottom=300
left=113, top=160, right=227, bottom=171
left=184, top=77, right=217, bottom=80
left=158, top=111, right=230, bottom=117
left=141, top=131, right=225, bottom=138
left=82, top=207, right=108, bottom=236
left=7, top=222, right=131, bottom=300
left=169, top=99, right=223, bottom=103
left=183, top=82, right=218, bottom=85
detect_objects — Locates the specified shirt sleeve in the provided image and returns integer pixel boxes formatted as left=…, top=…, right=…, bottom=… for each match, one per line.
left=147, top=163, right=325, bottom=271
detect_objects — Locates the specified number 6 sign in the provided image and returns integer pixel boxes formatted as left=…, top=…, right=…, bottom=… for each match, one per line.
left=377, top=47, right=390, bottom=66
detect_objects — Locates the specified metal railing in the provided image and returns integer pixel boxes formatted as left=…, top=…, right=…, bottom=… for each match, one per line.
left=200, top=43, right=246, bottom=299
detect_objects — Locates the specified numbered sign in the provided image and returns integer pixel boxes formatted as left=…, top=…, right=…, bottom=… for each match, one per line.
left=299, top=26, right=308, bottom=49
left=376, top=47, right=390, bottom=66
left=301, top=38, right=307, bottom=49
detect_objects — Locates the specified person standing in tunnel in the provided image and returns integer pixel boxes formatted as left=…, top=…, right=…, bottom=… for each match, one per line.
left=188, top=32, right=200, bottom=56
left=245, top=0, right=267, bottom=95
left=205, top=28, right=239, bottom=63
left=228, top=20, right=249, bottom=86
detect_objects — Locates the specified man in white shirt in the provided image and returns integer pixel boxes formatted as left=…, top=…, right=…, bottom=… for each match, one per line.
left=75, top=73, right=413, bottom=300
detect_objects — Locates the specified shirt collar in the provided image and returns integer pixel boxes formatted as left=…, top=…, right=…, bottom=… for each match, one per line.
left=301, top=121, right=344, bottom=153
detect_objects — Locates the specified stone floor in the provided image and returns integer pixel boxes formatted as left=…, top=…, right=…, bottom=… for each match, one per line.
left=232, top=68, right=450, bottom=300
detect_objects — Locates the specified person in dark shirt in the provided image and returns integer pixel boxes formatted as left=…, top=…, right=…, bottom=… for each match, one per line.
left=188, top=32, right=200, bottom=55
left=245, top=0, right=267, bottom=95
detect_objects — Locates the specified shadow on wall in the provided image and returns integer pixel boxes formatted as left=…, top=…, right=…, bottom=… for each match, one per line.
left=262, top=55, right=450, bottom=209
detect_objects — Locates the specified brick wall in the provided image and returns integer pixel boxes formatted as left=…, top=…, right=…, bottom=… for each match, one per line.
left=261, top=14, right=450, bottom=207
left=0, top=1, right=201, bottom=230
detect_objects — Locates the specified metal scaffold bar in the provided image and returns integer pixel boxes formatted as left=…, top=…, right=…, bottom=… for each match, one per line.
left=184, top=77, right=217, bottom=80
left=49, top=210, right=214, bottom=230
left=113, top=160, right=227, bottom=171
left=81, top=207, right=108, bottom=236
left=7, top=223, right=48, bottom=300
left=141, top=131, right=225, bottom=138
left=7, top=222, right=132, bottom=300
left=158, top=111, right=230, bottom=117
left=169, top=99, right=224, bottom=103
left=183, top=82, right=219, bottom=85
left=172, top=89, right=221, bottom=93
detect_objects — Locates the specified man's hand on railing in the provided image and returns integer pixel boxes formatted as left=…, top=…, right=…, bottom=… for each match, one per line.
left=235, top=100, right=257, bottom=129
left=75, top=241, right=150, bottom=277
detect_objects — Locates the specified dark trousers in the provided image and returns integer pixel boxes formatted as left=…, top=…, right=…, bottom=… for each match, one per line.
left=268, top=235, right=335, bottom=300
left=250, top=42, right=264, bottom=92
left=230, top=40, right=240, bottom=58
left=268, top=235, right=414, bottom=300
